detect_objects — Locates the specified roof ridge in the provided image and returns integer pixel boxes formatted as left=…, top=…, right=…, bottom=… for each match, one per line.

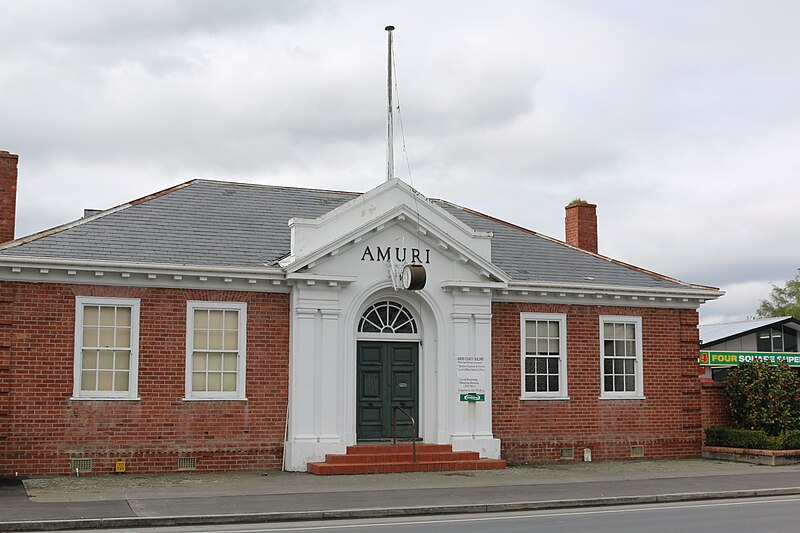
left=435, top=199, right=719, bottom=292
left=192, top=178, right=363, bottom=197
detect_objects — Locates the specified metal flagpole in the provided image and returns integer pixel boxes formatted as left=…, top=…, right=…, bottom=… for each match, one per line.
left=385, top=25, right=395, bottom=182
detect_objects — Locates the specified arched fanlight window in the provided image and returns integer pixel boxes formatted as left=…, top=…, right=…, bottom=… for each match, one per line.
left=359, top=300, right=417, bottom=334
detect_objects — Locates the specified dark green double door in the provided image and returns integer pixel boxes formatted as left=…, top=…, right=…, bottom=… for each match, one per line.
left=356, top=341, right=419, bottom=441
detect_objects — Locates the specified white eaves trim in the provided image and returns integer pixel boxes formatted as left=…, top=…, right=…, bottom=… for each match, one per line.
left=0, top=256, right=289, bottom=292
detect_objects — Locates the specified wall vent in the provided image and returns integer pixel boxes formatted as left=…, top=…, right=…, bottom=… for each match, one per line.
left=70, top=458, right=93, bottom=473
left=560, top=447, right=574, bottom=460
left=178, top=457, right=197, bottom=470
left=630, top=445, right=645, bottom=458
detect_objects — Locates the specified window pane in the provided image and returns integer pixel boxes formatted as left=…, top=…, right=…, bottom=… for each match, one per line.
left=773, top=328, right=783, bottom=352
left=614, top=323, right=625, bottom=338
left=223, top=353, right=237, bottom=371
left=98, top=327, right=115, bottom=347
left=548, top=339, right=559, bottom=355
left=82, top=350, right=97, bottom=369
left=98, top=350, right=114, bottom=369
left=604, top=340, right=615, bottom=355
left=785, top=328, right=798, bottom=352
left=614, top=340, right=625, bottom=356
left=98, top=371, right=113, bottom=390
left=209, top=310, right=223, bottom=329
left=116, top=327, right=131, bottom=348
left=536, top=357, right=547, bottom=373
left=194, top=330, right=207, bottom=349
left=548, top=321, right=559, bottom=337
left=604, top=323, right=614, bottom=338
left=604, top=359, right=613, bottom=373
left=224, top=310, right=238, bottom=329
left=99, top=306, right=116, bottom=326
left=525, top=338, right=536, bottom=355
left=525, top=357, right=535, bottom=374
left=192, top=372, right=206, bottom=391
left=604, top=376, right=613, bottom=391
left=548, top=375, right=559, bottom=391
left=525, top=321, right=537, bottom=337
left=625, top=341, right=636, bottom=356
left=83, top=327, right=98, bottom=347
left=614, top=376, right=624, bottom=391
left=81, top=371, right=96, bottom=390
left=193, top=353, right=207, bottom=370
left=757, top=330, right=771, bottom=351
left=536, top=321, right=548, bottom=337
left=525, top=375, right=535, bottom=393
left=114, top=371, right=129, bottom=391
left=625, top=323, right=635, bottom=339
left=116, top=307, right=131, bottom=327
left=208, top=330, right=223, bottom=350
left=207, top=373, right=222, bottom=391
left=548, top=357, right=559, bottom=373
left=84, top=306, right=99, bottom=326
left=624, top=359, right=634, bottom=374
left=624, top=376, right=635, bottom=391
left=195, top=310, right=209, bottom=329
left=208, top=353, right=222, bottom=371
left=116, top=352, right=130, bottom=370
left=223, top=331, right=238, bottom=350
left=536, top=375, right=547, bottom=392
left=222, top=373, right=237, bottom=391
left=536, top=338, right=547, bottom=355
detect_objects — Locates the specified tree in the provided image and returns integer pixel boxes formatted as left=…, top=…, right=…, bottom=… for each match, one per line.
left=757, top=268, right=800, bottom=320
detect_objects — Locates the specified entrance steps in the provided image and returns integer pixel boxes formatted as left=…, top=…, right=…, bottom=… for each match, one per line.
left=306, top=443, right=506, bottom=475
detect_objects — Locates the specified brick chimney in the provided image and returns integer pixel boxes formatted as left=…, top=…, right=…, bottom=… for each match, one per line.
left=565, top=200, right=598, bottom=254
left=0, top=151, right=18, bottom=244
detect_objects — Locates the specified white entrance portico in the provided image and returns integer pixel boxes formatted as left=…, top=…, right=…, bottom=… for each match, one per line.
left=281, top=179, right=507, bottom=471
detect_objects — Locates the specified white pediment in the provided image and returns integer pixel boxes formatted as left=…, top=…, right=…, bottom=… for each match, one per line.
left=280, top=179, right=508, bottom=283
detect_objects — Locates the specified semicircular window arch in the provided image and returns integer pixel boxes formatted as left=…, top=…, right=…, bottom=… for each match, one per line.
left=358, top=300, right=418, bottom=335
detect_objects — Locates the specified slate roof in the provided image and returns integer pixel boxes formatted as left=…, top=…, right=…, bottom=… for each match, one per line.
left=0, top=179, right=713, bottom=291
left=699, top=316, right=800, bottom=347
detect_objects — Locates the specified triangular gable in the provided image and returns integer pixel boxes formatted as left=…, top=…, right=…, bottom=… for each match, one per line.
left=280, top=179, right=509, bottom=282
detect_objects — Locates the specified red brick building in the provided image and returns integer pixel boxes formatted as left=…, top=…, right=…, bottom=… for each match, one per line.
left=0, top=150, right=722, bottom=475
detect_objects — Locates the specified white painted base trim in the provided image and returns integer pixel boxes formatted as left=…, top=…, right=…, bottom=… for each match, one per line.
left=284, top=440, right=348, bottom=472
left=451, top=434, right=502, bottom=459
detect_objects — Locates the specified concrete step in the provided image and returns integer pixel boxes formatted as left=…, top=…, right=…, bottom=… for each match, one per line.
left=324, top=450, right=481, bottom=464
left=307, top=458, right=507, bottom=475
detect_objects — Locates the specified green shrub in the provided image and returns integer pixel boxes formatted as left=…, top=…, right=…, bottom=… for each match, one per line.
left=723, top=360, right=800, bottom=435
left=778, top=430, right=800, bottom=450
left=705, top=427, right=782, bottom=449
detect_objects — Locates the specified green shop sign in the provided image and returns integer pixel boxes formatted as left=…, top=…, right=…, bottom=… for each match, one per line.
left=699, top=351, right=800, bottom=366
left=459, top=393, right=485, bottom=402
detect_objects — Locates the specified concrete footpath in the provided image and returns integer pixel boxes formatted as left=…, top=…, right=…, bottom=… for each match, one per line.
left=3, top=459, right=800, bottom=531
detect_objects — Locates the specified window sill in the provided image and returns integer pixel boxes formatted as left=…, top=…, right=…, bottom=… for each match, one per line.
left=519, top=396, right=570, bottom=401
left=598, top=395, right=646, bottom=400
left=70, top=396, right=141, bottom=401
left=182, top=397, right=248, bottom=402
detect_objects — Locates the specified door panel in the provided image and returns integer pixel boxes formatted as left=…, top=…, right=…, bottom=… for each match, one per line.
left=356, top=341, right=418, bottom=441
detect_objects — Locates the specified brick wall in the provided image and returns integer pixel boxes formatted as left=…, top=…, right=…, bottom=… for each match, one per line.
left=701, top=380, right=732, bottom=429
left=492, top=301, right=702, bottom=463
left=0, top=281, right=289, bottom=476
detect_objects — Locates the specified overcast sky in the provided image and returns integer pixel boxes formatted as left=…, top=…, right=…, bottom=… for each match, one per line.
left=1, top=0, right=798, bottom=324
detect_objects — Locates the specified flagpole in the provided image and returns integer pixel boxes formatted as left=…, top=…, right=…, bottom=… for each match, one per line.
left=385, top=25, right=395, bottom=182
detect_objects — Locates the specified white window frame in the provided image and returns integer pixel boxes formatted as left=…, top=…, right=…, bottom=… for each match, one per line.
left=185, top=301, right=247, bottom=401
left=599, top=315, right=644, bottom=400
left=72, top=296, right=140, bottom=400
left=520, top=312, right=568, bottom=400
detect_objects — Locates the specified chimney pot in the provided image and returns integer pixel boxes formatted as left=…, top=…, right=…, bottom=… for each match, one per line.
left=565, top=200, right=598, bottom=254
left=0, top=150, right=19, bottom=244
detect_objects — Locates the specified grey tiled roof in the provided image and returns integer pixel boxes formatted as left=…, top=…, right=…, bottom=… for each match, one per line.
left=0, top=179, right=706, bottom=290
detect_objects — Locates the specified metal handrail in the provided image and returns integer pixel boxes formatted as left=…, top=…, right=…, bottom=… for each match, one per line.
left=391, top=404, right=417, bottom=463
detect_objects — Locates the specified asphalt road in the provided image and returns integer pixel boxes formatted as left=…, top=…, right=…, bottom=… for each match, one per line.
left=69, top=495, right=800, bottom=533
